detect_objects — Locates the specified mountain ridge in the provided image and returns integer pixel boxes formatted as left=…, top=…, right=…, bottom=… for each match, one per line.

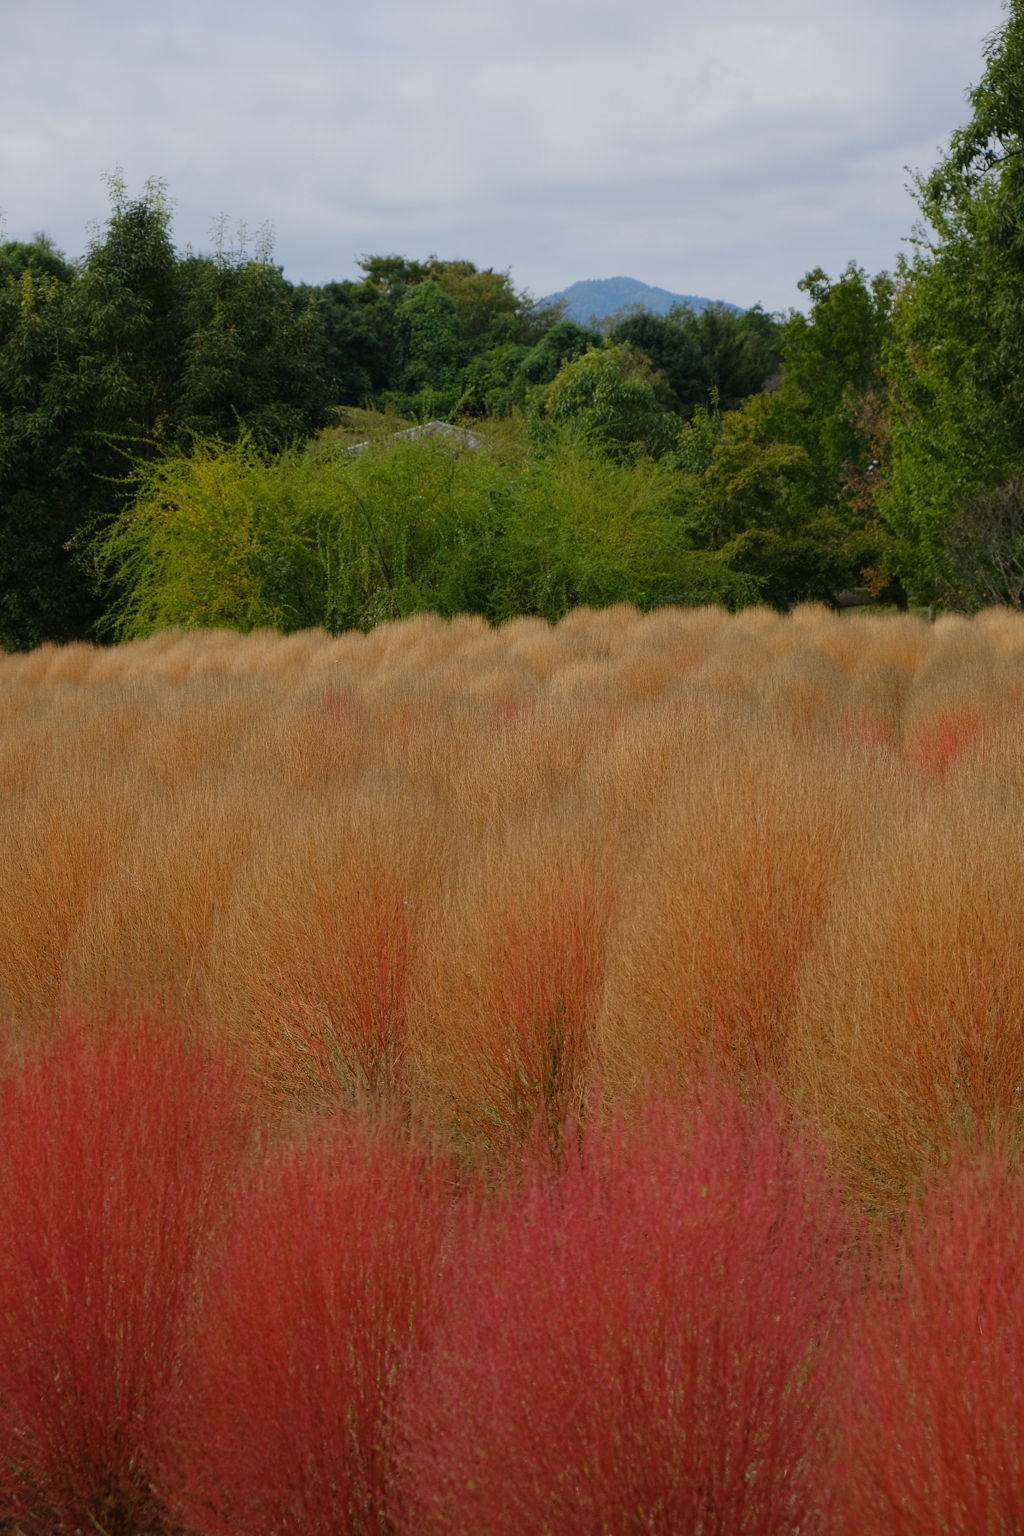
left=540, top=276, right=743, bottom=325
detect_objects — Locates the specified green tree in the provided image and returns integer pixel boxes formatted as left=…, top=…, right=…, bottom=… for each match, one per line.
left=0, top=181, right=185, bottom=647
left=0, top=235, right=74, bottom=284
left=879, top=0, right=1024, bottom=604
left=783, top=266, right=894, bottom=498
left=691, top=398, right=879, bottom=609
left=455, top=320, right=600, bottom=418
left=313, top=255, right=571, bottom=419
left=675, top=265, right=901, bottom=609
left=455, top=341, right=533, bottom=417
left=0, top=180, right=330, bottom=650
left=607, top=304, right=783, bottom=416
left=294, top=280, right=384, bottom=406
left=543, top=341, right=679, bottom=460
left=176, top=250, right=328, bottom=445
left=427, top=261, right=522, bottom=347
left=605, top=309, right=711, bottom=415
left=517, top=320, right=602, bottom=385
left=397, top=279, right=467, bottom=400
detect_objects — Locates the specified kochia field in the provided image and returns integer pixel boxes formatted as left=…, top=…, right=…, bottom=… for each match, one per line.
left=2, top=603, right=1024, bottom=1533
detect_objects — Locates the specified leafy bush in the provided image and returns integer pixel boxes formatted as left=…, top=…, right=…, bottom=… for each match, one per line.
left=95, top=435, right=329, bottom=636
left=542, top=340, right=680, bottom=460
left=95, top=425, right=757, bottom=638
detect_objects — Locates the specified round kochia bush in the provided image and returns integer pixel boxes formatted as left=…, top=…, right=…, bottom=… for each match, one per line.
left=167, top=1120, right=451, bottom=1536
left=0, top=1020, right=245, bottom=1536
left=842, top=1149, right=1024, bottom=1535
left=396, top=1083, right=849, bottom=1536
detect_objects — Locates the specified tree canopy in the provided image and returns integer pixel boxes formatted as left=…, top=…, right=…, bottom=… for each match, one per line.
left=670, top=265, right=903, bottom=611
left=0, top=180, right=330, bottom=649
left=542, top=341, right=680, bottom=461
left=878, top=0, right=1024, bottom=605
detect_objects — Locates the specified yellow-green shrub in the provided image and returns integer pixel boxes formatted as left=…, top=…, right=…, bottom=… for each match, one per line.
left=95, top=428, right=757, bottom=639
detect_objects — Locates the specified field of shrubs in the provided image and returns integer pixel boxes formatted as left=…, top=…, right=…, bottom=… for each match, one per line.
left=2, top=602, right=1024, bottom=1532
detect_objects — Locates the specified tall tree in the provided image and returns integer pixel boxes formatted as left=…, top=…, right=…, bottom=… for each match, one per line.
left=676, top=265, right=901, bottom=610
left=302, top=281, right=385, bottom=405
left=0, top=181, right=330, bottom=650
left=880, top=0, right=1024, bottom=604
left=605, top=310, right=711, bottom=415
left=396, top=280, right=467, bottom=399
left=176, top=250, right=328, bottom=445
left=0, top=235, right=74, bottom=284
left=0, top=181, right=184, bottom=647
left=608, top=304, right=783, bottom=415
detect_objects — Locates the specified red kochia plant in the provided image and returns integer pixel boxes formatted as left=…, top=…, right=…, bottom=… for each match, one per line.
left=399, top=1082, right=847, bottom=1536
left=0, top=1017, right=244, bottom=1536
left=842, top=1150, right=1024, bottom=1535
left=169, top=1119, right=450, bottom=1536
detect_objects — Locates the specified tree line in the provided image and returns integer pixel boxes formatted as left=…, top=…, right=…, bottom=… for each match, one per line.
left=3, top=0, right=1024, bottom=647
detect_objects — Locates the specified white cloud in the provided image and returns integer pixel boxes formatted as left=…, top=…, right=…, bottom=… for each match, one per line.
left=0, top=0, right=1007, bottom=310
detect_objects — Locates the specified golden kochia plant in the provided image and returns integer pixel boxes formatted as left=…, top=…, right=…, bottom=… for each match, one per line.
left=792, top=728, right=1024, bottom=1208
left=210, top=780, right=449, bottom=1118
left=595, top=706, right=870, bottom=1101
left=408, top=815, right=619, bottom=1160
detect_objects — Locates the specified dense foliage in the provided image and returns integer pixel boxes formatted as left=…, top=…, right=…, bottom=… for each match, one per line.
left=305, top=255, right=784, bottom=426
left=671, top=264, right=905, bottom=611
left=0, top=204, right=785, bottom=647
left=880, top=0, right=1024, bottom=607
left=0, top=180, right=330, bottom=650
left=94, top=427, right=756, bottom=638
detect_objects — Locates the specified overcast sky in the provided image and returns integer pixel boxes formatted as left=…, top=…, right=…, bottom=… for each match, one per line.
left=0, top=0, right=1008, bottom=312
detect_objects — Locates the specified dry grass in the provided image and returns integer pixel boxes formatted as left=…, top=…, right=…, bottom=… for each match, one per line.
left=5, top=604, right=1024, bottom=1198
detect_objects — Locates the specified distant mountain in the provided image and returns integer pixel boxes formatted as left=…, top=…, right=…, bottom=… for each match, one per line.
left=540, top=277, right=743, bottom=326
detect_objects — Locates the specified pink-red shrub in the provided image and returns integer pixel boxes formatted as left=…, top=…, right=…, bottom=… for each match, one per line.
left=170, top=1120, right=450, bottom=1536
left=0, top=1018, right=244, bottom=1536
left=842, top=1150, right=1024, bottom=1535
left=399, top=1083, right=848, bottom=1536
